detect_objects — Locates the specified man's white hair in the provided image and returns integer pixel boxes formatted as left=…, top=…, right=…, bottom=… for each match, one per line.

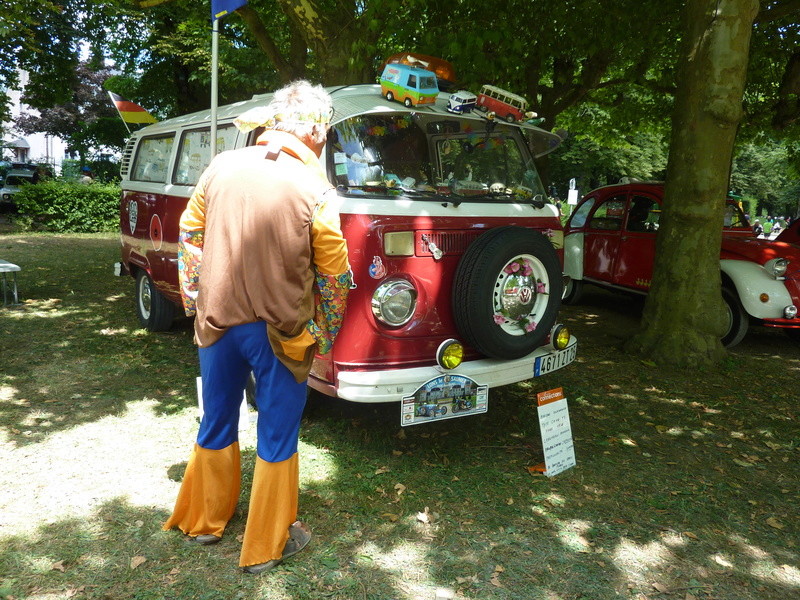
left=267, top=80, right=332, bottom=145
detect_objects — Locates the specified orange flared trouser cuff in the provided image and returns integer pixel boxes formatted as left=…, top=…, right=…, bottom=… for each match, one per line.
left=163, top=442, right=241, bottom=538
left=239, top=453, right=299, bottom=567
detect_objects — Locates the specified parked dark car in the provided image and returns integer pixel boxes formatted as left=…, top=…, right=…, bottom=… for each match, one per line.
left=0, top=168, right=39, bottom=211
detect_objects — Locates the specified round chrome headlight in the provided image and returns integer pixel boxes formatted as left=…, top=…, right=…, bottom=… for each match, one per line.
left=371, top=278, right=417, bottom=326
left=764, top=257, right=789, bottom=278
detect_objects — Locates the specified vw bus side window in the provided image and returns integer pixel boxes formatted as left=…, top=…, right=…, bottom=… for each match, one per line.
left=173, top=125, right=238, bottom=186
left=131, top=135, right=175, bottom=183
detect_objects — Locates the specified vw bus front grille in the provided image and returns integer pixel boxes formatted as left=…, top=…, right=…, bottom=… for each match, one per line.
left=415, top=230, right=482, bottom=257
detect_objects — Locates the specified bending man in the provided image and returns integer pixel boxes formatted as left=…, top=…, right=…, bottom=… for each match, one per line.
left=164, top=80, right=350, bottom=574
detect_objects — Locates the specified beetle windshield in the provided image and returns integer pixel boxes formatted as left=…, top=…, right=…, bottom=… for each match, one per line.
left=327, top=112, right=546, bottom=203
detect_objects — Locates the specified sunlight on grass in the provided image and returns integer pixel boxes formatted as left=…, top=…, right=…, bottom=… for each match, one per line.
left=3, top=303, right=84, bottom=320
left=0, top=384, right=17, bottom=402
left=556, top=518, right=594, bottom=552
left=355, top=540, right=439, bottom=598
left=98, top=327, right=130, bottom=336
left=612, top=538, right=672, bottom=583
left=299, top=440, right=337, bottom=483
left=0, top=398, right=195, bottom=537
left=728, top=535, right=800, bottom=587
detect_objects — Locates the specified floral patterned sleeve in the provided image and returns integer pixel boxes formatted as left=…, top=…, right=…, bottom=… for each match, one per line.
left=177, top=176, right=208, bottom=316
left=305, top=189, right=351, bottom=353
left=306, top=270, right=352, bottom=354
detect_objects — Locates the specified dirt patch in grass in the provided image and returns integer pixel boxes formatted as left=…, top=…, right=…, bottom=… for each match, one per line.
left=0, top=233, right=798, bottom=600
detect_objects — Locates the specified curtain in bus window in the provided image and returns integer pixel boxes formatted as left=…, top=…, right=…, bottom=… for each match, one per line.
left=174, top=126, right=237, bottom=186
left=131, top=135, right=175, bottom=183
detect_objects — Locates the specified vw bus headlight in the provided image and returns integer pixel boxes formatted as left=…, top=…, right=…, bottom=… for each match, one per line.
left=371, top=278, right=417, bottom=326
left=764, top=258, right=788, bottom=278
left=436, top=339, right=464, bottom=369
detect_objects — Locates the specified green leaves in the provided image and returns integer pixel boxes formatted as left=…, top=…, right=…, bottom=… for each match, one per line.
left=13, top=181, right=120, bottom=233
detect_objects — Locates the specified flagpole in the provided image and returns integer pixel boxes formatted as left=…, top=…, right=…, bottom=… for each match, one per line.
left=211, top=16, right=219, bottom=161
left=108, top=91, right=132, bottom=135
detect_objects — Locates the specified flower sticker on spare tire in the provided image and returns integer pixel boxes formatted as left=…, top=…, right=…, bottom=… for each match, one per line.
left=491, top=258, right=548, bottom=333
left=452, top=227, right=563, bottom=360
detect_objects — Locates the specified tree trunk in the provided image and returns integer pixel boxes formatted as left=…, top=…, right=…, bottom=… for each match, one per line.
left=625, top=0, right=759, bottom=366
left=274, top=0, right=377, bottom=84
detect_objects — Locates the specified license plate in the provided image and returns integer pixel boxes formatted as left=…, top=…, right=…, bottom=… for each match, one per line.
left=534, top=342, right=577, bottom=376
left=401, top=373, right=488, bottom=426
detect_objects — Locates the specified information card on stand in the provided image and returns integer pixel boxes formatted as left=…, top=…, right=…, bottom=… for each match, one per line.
left=536, top=387, right=576, bottom=477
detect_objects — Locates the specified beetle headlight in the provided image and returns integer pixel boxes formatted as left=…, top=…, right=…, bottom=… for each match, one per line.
left=371, top=278, right=417, bottom=326
left=764, top=257, right=789, bottom=278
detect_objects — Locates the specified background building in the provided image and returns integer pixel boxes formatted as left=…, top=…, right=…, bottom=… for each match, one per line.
left=2, top=70, right=70, bottom=173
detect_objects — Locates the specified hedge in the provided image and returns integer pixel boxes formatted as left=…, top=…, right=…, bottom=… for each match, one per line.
left=12, top=181, right=120, bottom=233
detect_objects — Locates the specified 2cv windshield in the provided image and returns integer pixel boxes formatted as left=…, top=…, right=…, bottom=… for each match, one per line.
left=327, top=112, right=546, bottom=202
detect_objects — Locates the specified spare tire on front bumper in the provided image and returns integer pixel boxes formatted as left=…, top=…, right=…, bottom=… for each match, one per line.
left=452, top=226, right=563, bottom=359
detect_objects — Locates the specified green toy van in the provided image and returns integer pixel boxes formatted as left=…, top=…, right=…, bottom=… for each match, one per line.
left=380, top=64, right=439, bottom=107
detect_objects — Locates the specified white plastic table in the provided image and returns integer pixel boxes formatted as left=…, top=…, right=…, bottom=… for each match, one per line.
left=0, top=260, right=20, bottom=305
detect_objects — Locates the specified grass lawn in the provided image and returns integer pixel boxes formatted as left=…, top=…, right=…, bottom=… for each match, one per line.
left=0, top=232, right=798, bottom=600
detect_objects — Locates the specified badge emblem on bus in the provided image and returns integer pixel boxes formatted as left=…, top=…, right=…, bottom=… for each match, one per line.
left=128, top=200, right=138, bottom=234
left=369, top=256, right=387, bottom=279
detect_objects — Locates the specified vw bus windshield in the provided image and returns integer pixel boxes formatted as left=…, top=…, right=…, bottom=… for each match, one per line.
left=327, top=113, right=546, bottom=203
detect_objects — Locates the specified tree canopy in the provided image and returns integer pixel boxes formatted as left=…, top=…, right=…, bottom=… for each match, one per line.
left=2, top=0, right=800, bottom=364
left=15, top=63, right=129, bottom=162
left=4, top=0, right=798, bottom=143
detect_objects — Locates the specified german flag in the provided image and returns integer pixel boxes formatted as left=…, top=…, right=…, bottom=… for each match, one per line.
left=108, top=92, right=158, bottom=128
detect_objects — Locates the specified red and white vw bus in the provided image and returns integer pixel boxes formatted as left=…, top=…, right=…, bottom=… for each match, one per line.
left=118, top=84, right=577, bottom=425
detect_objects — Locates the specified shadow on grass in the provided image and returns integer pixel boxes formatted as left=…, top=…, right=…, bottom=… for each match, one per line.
left=295, top=383, right=799, bottom=599
left=1, top=235, right=798, bottom=599
left=1, top=386, right=797, bottom=600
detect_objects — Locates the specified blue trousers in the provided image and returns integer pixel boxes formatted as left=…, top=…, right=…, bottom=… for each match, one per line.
left=197, top=321, right=307, bottom=462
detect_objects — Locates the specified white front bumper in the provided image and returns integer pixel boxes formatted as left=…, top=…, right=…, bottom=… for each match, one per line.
left=332, top=337, right=578, bottom=403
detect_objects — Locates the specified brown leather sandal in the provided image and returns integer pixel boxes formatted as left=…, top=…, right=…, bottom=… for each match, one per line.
left=242, top=521, right=312, bottom=574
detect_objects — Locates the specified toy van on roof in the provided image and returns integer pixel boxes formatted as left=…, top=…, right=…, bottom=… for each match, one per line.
left=447, top=90, right=477, bottom=114
left=380, top=53, right=457, bottom=90
left=476, top=84, right=530, bottom=122
left=380, top=64, right=439, bottom=107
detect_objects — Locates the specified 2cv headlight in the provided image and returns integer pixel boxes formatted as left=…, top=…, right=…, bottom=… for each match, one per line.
left=764, top=258, right=789, bottom=279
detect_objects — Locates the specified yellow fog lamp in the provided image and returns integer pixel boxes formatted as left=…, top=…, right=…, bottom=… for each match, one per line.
left=436, top=339, right=464, bottom=370
left=551, top=324, right=571, bottom=350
